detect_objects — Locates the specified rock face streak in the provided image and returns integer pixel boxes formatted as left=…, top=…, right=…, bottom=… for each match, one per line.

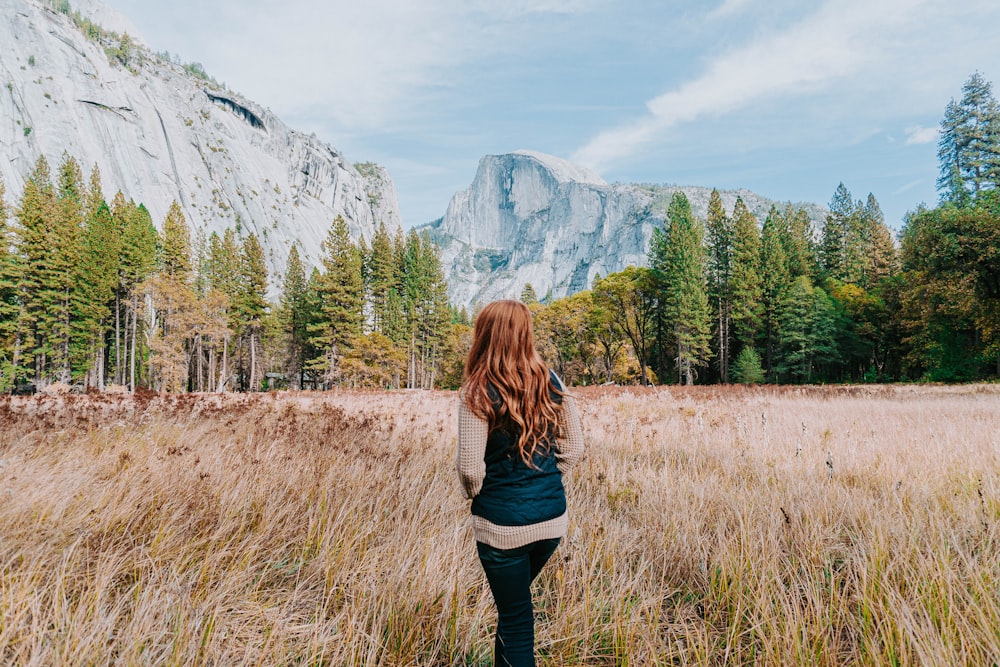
left=423, top=150, right=824, bottom=308
left=0, top=0, right=400, bottom=279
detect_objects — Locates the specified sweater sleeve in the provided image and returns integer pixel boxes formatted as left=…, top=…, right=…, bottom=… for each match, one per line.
left=555, top=393, right=585, bottom=474
left=456, top=397, right=488, bottom=500
left=551, top=373, right=585, bottom=474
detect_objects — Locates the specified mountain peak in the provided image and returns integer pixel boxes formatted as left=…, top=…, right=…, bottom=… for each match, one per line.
left=509, top=150, right=606, bottom=186
left=423, top=153, right=827, bottom=308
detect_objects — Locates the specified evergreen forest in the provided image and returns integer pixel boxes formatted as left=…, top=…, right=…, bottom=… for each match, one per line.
left=529, top=73, right=1000, bottom=386
left=0, top=73, right=998, bottom=392
left=0, top=156, right=455, bottom=392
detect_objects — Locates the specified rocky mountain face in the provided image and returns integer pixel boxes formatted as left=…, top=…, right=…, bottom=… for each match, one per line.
left=421, top=151, right=826, bottom=308
left=0, top=0, right=400, bottom=281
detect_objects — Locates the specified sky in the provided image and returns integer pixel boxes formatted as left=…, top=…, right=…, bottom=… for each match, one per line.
left=98, top=0, right=1000, bottom=232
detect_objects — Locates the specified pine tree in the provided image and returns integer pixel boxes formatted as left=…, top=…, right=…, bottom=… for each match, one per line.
left=279, top=244, right=309, bottom=388
left=144, top=203, right=195, bottom=391
left=116, top=198, right=157, bottom=389
left=938, top=99, right=971, bottom=206
left=782, top=205, right=817, bottom=279
left=72, top=200, right=119, bottom=387
left=0, top=176, right=19, bottom=389
left=731, top=346, right=764, bottom=384
left=820, top=183, right=854, bottom=281
left=15, top=156, right=59, bottom=383
left=776, top=276, right=840, bottom=383
left=236, top=233, right=268, bottom=390
left=520, top=283, right=539, bottom=305
left=705, top=189, right=733, bottom=381
left=861, top=193, right=896, bottom=288
left=379, top=226, right=408, bottom=346
left=651, top=192, right=712, bottom=385
left=301, top=267, right=323, bottom=387
left=728, top=197, right=763, bottom=361
left=760, top=206, right=790, bottom=379
left=308, top=216, right=363, bottom=386
left=937, top=73, right=1000, bottom=203
left=50, top=153, right=87, bottom=382
left=367, top=221, right=396, bottom=335
left=400, top=230, right=450, bottom=389
left=161, top=201, right=192, bottom=280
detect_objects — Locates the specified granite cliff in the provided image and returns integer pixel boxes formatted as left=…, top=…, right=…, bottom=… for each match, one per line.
left=0, top=0, right=400, bottom=279
left=421, top=151, right=826, bottom=308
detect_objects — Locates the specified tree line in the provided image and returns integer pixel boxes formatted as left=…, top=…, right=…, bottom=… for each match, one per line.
left=0, top=154, right=457, bottom=392
left=524, top=73, right=1000, bottom=385
left=2, top=72, right=997, bottom=391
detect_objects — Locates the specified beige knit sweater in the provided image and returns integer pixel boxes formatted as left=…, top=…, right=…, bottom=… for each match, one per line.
left=456, top=383, right=585, bottom=549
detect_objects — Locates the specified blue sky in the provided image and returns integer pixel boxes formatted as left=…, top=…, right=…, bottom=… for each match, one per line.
left=100, top=0, right=1000, bottom=232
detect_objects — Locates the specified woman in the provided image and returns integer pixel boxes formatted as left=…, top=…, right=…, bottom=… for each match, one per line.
left=457, top=300, right=585, bottom=667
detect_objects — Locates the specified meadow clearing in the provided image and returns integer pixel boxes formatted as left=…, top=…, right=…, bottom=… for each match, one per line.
left=0, top=384, right=998, bottom=666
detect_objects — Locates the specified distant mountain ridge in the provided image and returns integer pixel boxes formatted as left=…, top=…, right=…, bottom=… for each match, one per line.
left=420, top=151, right=826, bottom=308
left=0, top=0, right=400, bottom=281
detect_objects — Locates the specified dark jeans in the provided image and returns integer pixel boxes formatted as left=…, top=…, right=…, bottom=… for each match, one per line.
left=476, top=537, right=561, bottom=667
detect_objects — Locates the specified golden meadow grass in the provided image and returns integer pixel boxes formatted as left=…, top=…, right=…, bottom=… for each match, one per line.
left=1, top=385, right=999, bottom=666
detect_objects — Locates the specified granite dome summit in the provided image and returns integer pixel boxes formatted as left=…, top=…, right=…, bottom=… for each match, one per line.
left=0, top=0, right=400, bottom=279
left=421, top=151, right=826, bottom=308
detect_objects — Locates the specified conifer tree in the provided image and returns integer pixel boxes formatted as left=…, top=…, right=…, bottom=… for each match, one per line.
left=382, top=225, right=408, bottom=345
left=49, top=154, right=87, bottom=381
left=144, top=203, right=195, bottom=391
left=400, top=230, right=450, bottom=388
left=520, top=283, right=539, bottom=305
left=206, top=228, right=241, bottom=331
left=705, top=189, right=733, bottom=381
left=187, top=228, right=234, bottom=392
left=301, top=267, right=323, bottom=386
left=115, top=198, right=157, bottom=389
left=236, top=233, right=268, bottom=390
left=15, top=155, right=59, bottom=383
left=0, top=177, right=18, bottom=389
left=781, top=205, right=817, bottom=279
left=821, top=183, right=857, bottom=282
left=367, top=221, right=396, bottom=335
left=72, top=200, right=119, bottom=386
left=280, top=244, right=309, bottom=388
left=161, top=201, right=192, bottom=280
left=729, top=197, right=764, bottom=356
left=84, top=165, right=102, bottom=211
left=861, top=193, right=896, bottom=288
left=650, top=192, right=712, bottom=385
left=776, top=276, right=838, bottom=383
left=937, top=72, right=1000, bottom=203
left=760, top=206, right=790, bottom=378
left=731, top=346, right=764, bottom=384
left=308, top=216, right=363, bottom=385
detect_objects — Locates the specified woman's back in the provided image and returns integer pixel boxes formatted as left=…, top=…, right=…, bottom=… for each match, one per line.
left=456, top=300, right=585, bottom=667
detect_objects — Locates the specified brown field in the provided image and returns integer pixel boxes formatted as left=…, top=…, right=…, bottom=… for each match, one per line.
left=1, top=384, right=999, bottom=665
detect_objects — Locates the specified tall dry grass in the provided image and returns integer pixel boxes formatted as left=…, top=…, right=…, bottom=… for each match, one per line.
left=0, top=385, right=998, bottom=665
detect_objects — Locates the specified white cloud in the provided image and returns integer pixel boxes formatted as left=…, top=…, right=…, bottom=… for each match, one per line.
left=707, top=0, right=753, bottom=20
left=571, top=0, right=933, bottom=171
left=120, top=0, right=598, bottom=132
left=905, top=125, right=939, bottom=145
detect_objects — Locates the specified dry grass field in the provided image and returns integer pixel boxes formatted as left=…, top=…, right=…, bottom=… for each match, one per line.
left=1, top=384, right=999, bottom=666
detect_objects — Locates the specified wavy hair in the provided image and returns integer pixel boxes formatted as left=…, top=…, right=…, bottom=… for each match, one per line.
left=463, top=300, right=563, bottom=465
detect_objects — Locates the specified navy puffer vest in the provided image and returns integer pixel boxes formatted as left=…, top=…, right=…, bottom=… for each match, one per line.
left=471, top=370, right=566, bottom=527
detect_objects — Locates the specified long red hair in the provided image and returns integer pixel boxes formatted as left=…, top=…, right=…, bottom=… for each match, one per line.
left=463, top=300, right=563, bottom=464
